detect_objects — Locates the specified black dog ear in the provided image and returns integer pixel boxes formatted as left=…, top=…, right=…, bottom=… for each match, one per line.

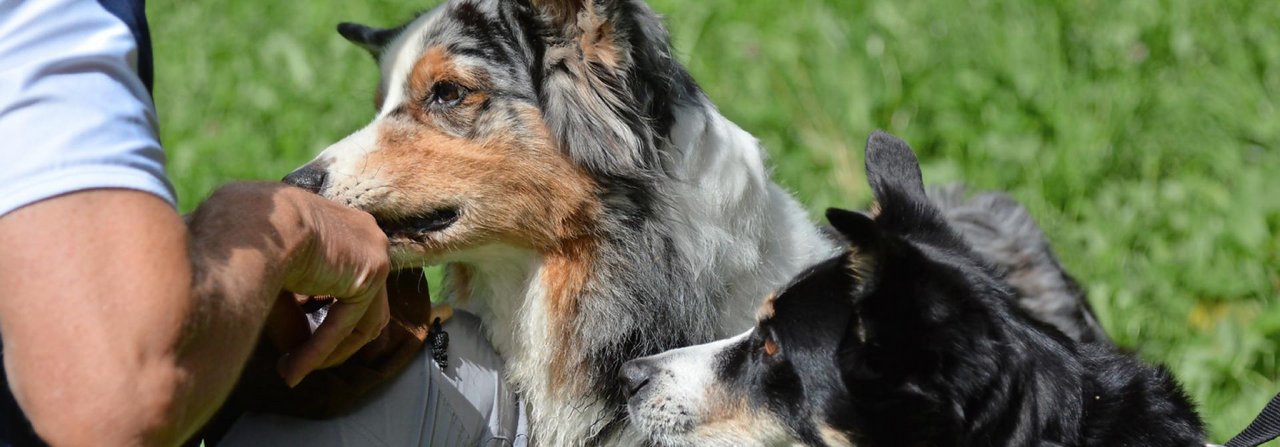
left=337, top=22, right=402, bottom=59
left=826, top=208, right=883, bottom=294
left=862, top=131, right=951, bottom=237
left=865, top=130, right=927, bottom=203
left=826, top=208, right=880, bottom=249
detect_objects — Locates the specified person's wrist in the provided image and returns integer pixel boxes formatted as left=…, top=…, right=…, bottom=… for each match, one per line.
left=194, top=182, right=316, bottom=284
left=274, top=186, right=321, bottom=288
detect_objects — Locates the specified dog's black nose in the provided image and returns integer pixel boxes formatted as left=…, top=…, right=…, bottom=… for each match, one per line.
left=282, top=164, right=328, bottom=194
left=621, top=358, right=659, bottom=398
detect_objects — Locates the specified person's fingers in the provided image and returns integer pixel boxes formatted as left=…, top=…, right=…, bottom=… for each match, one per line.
left=273, top=194, right=393, bottom=386
left=318, top=286, right=390, bottom=369
left=263, top=292, right=312, bottom=352
left=277, top=292, right=370, bottom=387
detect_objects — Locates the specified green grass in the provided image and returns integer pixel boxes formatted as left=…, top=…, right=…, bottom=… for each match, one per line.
left=149, top=0, right=1280, bottom=439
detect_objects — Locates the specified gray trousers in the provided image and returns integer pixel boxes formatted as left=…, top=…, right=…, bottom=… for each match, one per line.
left=220, top=312, right=528, bottom=447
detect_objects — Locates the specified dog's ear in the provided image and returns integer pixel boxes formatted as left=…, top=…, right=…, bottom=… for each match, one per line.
left=826, top=208, right=880, bottom=249
left=531, top=0, right=670, bottom=180
left=337, top=22, right=402, bottom=59
left=865, top=131, right=927, bottom=201
left=826, top=208, right=884, bottom=296
left=863, top=131, right=950, bottom=237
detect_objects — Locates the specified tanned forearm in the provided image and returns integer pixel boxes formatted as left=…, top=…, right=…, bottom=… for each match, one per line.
left=1, top=190, right=195, bottom=445
left=174, top=181, right=389, bottom=440
left=0, top=186, right=308, bottom=445
left=166, top=183, right=318, bottom=443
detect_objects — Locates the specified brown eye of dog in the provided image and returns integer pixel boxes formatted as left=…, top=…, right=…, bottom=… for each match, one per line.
left=430, top=81, right=465, bottom=106
left=762, top=335, right=779, bottom=357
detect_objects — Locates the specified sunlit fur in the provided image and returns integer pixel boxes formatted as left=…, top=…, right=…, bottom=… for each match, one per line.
left=297, top=1, right=839, bottom=444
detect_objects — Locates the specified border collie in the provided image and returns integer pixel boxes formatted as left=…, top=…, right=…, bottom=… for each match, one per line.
left=621, top=131, right=1205, bottom=446
left=281, top=0, right=1106, bottom=443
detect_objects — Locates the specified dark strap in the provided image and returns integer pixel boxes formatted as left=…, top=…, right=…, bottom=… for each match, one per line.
left=97, top=0, right=154, bottom=93
left=1226, top=392, right=1280, bottom=447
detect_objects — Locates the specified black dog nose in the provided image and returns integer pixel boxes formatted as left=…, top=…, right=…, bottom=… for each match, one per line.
left=621, top=358, right=659, bottom=398
left=282, top=164, right=328, bottom=194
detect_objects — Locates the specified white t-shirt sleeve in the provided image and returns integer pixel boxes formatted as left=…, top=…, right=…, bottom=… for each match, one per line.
left=0, top=0, right=176, bottom=218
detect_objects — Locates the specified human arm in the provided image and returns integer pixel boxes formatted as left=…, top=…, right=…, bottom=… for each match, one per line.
left=0, top=184, right=390, bottom=445
left=0, top=0, right=394, bottom=442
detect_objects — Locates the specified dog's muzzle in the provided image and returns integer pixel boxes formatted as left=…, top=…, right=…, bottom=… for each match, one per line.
left=283, top=163, right=328, bottom=194
left=621, top=357, right=660, bottom=400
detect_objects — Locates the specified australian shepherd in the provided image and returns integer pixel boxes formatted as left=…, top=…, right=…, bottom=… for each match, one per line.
left=620, top=132, right=1206, bottom=446
left=283, top=0, right=1107, bottom=444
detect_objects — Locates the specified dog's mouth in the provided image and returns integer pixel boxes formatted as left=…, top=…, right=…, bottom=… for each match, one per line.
left=376, top=207, right=461, bottom=239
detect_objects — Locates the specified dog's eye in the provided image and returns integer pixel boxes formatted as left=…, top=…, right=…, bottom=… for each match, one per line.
left=429, top=81, right=466, bottom=107
left=762, top=335, right=780, bottom=358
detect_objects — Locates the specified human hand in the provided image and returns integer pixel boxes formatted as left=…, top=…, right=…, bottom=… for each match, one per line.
left=276, top=188, right=392, bottom=387
left=260, top=270, right=454, bottom=365
left=240, top=268, right=453, bottom=418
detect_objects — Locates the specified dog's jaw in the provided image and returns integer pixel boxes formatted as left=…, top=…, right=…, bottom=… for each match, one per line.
left=309, top=124, right=467, bottom=257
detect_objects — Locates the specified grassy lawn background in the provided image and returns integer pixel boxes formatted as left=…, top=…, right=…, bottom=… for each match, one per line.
left=148, top=0, right=1280, bottom=439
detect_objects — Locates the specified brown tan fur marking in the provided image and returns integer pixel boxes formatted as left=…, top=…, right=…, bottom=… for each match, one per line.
left=370, top=105, right=599, bottom=251
left=847, top=247, right=875, bottom=284
left=541, top=237, right=597, bottom=395
left=442, top=263, right=474, bottom=306
left=368, top=44, right=607, bottom=403
left=693, top=384, right=789, bottom=441
left=819, top=424, right=856, bottom=447
left=756, top=291, right=777, bottom=321
left=577, top=4, right=623, bottom=70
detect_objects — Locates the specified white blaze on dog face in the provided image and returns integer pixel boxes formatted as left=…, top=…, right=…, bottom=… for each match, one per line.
left=375, top=12, right=439, bottom=117
left=306, top=3, right=602, bottom=268
left=625, top=330, right=794, bottom=446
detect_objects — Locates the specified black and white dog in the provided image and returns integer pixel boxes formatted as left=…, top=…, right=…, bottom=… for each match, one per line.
left=621, top=132, right=1206, bottom=446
